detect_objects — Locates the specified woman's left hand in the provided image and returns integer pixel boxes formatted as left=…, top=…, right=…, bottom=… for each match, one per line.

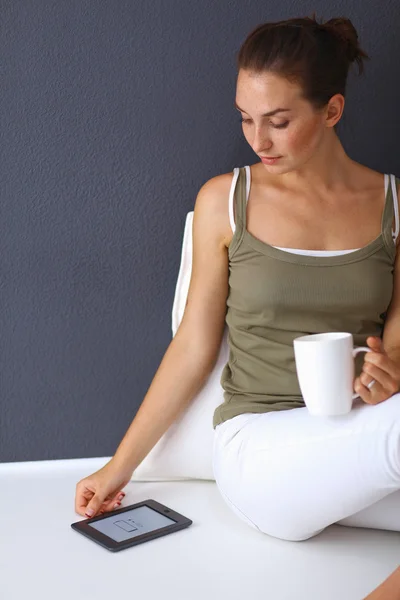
left=354, top=336, right=400, bottom=405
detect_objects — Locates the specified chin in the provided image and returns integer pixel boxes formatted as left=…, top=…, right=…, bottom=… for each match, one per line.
left=261, top=160, right=290, bottom=174
left=264, top=157, right=308, bottom=176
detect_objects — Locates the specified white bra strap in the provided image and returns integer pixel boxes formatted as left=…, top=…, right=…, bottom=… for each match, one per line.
left=385, top=173, right=389, bottom=197
left=244, top=165, right=251, bottom=204
left=390, top=174, right=399, bottom=243
left=228, top=168, right=240, bottom=233
left=228, top=165, right=252, bottom=234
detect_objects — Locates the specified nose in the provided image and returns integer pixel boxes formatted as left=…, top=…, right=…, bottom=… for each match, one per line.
left=252, top=128, right=273, bottom=154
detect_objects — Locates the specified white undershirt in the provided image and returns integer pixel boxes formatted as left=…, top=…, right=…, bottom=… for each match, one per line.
left=272, top=246, right=359, bottom=256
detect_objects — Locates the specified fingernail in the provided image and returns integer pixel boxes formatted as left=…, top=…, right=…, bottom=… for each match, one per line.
left=113, top=502, right=121, bottom=509
left=118, top=494, right=124, bottom=501
left=85, top=508, right=94, bottom=517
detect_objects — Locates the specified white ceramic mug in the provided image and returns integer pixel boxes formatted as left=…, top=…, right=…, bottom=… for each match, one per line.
left=293, top=332, right=376, bottom=416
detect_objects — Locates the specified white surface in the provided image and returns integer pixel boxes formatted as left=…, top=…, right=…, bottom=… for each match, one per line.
left=1, top=458, right=400, bottom=600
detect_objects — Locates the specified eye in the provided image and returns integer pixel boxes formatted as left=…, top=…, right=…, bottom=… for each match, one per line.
left=239, top=118, right=289, bottom=129
left=272, top=121, right=289, bottom=129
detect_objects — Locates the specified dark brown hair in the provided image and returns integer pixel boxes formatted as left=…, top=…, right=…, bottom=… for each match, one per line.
left=237, top=14, right=370, bottom=110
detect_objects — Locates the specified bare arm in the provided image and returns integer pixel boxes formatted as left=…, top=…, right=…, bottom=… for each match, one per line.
left=111, top=173, right=232, bottom=475
left=75, top=172, right=233, bottom=516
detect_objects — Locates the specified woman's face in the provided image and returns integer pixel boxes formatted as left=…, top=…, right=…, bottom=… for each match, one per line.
left=235, top=69, right=330, bottom=173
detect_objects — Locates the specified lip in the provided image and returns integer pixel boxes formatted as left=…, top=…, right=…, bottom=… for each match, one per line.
left=260, top=155, right=282, bottom=164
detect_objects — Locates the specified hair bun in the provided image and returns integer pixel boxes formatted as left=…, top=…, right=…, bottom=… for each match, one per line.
left=322, top=17, right=360, bottom=63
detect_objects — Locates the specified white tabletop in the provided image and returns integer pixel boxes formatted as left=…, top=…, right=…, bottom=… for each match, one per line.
left=1, top=458, right=400, bottom=600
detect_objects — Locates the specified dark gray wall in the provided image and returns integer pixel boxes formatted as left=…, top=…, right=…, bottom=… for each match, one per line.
left=3, top=1, right=400, bottom=462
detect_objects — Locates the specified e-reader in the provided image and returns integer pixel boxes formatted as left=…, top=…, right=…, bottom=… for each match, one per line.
left=71, top=499, right=193, bottom=552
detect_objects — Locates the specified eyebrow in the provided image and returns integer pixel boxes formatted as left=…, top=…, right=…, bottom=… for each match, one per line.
left=234, top=102, right=290, bottom=117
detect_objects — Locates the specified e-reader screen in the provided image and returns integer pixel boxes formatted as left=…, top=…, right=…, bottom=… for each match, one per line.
left=87, top=505, right=177, bottom=543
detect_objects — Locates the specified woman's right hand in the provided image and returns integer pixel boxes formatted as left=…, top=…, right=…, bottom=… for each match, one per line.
left=75, top=459, right=132, bottom=518
left=355, top=337, right=400, bottom=405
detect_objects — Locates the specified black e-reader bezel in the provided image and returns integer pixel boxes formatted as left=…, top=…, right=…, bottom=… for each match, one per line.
left=71, top=499, right=193, bottom=552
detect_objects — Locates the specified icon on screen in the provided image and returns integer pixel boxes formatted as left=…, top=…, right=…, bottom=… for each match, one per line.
left=114, top=520, right=139, bottom=533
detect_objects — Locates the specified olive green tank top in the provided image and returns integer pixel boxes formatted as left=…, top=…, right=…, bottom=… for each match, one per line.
left=213, top=167, right=399, bottom=428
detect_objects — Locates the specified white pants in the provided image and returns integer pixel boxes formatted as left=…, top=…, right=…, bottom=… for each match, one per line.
left=213, top=393, right=400, bottom=541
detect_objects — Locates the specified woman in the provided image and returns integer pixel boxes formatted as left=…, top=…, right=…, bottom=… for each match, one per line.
left=75, top=12, right=400, bottom=572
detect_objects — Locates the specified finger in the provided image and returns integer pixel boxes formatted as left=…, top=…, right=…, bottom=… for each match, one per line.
left=364, top=351, right=399, bottom=380
left=359, top=370, right=375, bottom=388
left=100, top=491, right=126, bottom=511
left=366, top=336, right=383, bottom=352
left=75, top=483, right=95, bottom=515
left=84, top=492, right=109, bottom=518
left=97, top=502, right=120, bottom=516
left=363, top=363, right=399, bottom=396
left=354, top=377, right=383, bottom=405
left=100, top=491, right=125, bottom=505
left=105, top=491, right=126, bottom=510
left=105, top=500, right=122, bottom=512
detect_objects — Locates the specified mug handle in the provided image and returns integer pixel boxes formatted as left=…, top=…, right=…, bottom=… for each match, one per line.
left=352, top=347, right=376, bottom=400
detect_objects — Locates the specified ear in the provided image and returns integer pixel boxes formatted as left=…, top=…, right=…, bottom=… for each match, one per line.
left=325, top=93, right=345, bottom=128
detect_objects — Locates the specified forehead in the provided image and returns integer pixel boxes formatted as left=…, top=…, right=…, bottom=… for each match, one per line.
left=236, top=70, right=302, bottom=106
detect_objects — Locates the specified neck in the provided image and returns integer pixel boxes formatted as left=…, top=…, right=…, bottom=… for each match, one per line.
left=281, top=130, right=353, bottom=193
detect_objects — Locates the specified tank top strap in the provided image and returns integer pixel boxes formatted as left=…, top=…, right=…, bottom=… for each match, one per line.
left=237, top=165, right=251, bottom=224
left=228, top=167, right=250, bottom=230
left=227, top=166, right=250, bottom=257
left=390, top=174, right=399, bottom=243
left=382, top=173, right=399, bottom=255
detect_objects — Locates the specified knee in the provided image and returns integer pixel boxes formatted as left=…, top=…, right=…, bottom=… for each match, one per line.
left=284, top=529, right=325, bottom=542
left=261, top=525, right=326, bottom=542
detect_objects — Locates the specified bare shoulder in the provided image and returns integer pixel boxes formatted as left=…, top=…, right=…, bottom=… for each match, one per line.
left=355, top=162, right=400, bottom=249
left=351, top=162, right=386, bottom=191
left=196, top=170, right=236, bottom=247
left=198, top=170, right=236, bottom=207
